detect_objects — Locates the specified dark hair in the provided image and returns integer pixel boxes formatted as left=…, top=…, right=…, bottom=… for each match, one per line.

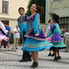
left=48, top=19, right=51, bottom=23
left=34, top=4, right=44, bottom=19
left=18, top=7, right=25, bottom=12
left=66, top=29, right=68, bottom=32
left=5, top=23, right=8, bottom=25
left=49, top=12, right=59, bottom=23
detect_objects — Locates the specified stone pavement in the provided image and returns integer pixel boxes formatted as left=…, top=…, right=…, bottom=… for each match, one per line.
left=0, top=46, right=69, bottom=69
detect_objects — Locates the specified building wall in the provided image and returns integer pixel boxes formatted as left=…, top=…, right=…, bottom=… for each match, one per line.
left=9, top=20, right=17, bottom=32
left=9, top=0, right=29, bottom=17
left=0, top=0, right=47, bottom=33
left=0, top=0, right=29, bottom=32
left=46, top=0, right=69, bottom=23
left=46, top=0, right=51, bottom=24
left=41, top=24, right=47, bottom=33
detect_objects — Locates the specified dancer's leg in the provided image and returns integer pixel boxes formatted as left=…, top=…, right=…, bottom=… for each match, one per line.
left=31, top=51, right=38, bottom=68
left=32, top=53, right=34, bottom=61
left=56, top=48, right=60, bottom=57
left=0, top=42, right=1, bottom=48
left=48, top=50, right=51, bottom=56
left=54, top=49, right=58, bottom=61
left=33, top=51, right=38, bottom=62
left=56, top=48, right=61, bottom=59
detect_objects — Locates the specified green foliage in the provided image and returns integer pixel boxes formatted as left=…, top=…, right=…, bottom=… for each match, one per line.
left=25, top=0, right=45, bottom=23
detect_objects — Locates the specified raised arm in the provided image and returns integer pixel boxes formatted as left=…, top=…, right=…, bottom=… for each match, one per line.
left=33, top=14, right=41, bottom=36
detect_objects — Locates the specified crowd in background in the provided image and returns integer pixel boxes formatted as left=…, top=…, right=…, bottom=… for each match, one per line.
left=0, top=23, right=11, bottom=48
left=0, top=22, right=23, bottom=49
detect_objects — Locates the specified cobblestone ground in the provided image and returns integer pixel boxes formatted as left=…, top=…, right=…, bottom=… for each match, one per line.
left=0, top=46, right=69, bottom=69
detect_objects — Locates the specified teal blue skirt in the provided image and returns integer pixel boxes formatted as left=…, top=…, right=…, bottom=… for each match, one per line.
left=51, top=41, right=66, bottom=48
left=21, top=37, right=53, bottom=54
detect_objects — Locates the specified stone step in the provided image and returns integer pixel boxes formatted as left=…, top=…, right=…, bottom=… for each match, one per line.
left=0, top=48, right=16, bottom=52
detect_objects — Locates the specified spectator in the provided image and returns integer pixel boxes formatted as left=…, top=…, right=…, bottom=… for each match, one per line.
left=61, top=29, right=65, bottom=41
left=65, top=30, right=69, bottom=52
left=45, top=20, right=50, bottom=37
left=5, top=23, right=11, bottom=48
left=12, top=25, right=20, bottom=49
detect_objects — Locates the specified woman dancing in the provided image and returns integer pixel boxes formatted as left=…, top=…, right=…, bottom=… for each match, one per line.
left=21, top=4, right=53, bottom=68
left=48, top=12, right=66, bottom=61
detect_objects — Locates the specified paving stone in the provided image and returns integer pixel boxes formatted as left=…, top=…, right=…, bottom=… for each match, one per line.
left=0, top=46, right=69, bottom=69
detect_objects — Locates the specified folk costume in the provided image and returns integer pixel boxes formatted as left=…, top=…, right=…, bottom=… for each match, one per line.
left=17, top=15, right=31, bottom=62
left=21, top=13, right=53, bottom=54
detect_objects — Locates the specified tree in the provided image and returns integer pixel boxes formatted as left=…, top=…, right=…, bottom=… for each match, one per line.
left=25, top=0, right=45, bottom=23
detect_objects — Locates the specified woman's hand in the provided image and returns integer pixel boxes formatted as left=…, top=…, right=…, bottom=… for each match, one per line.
left=35, top=34, right=39, bottom=36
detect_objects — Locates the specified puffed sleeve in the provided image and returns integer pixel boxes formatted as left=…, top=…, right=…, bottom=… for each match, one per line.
left=33, top=13, right=41, bottom=34
left=48, top=23, right=61, bottom=37
left=54, top=24, right=61, bottom=35
left=48, top=29, right=52, bottom=37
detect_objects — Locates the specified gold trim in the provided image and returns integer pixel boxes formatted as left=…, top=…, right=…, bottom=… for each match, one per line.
left=37, top=14, right=39, bottom=31
left=26, top=42, right=50, bottom=45
left=20, top=21, right=27, bottom=25
left=24, top=27, right=46, bottom=41
left=24, top=44, right=51, bottom=48
left=24, top=27, right=33, bottom=37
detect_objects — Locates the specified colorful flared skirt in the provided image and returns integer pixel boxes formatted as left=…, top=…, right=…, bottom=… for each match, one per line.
left=21, top=37, right=53, bottom=54
left=49, top=41, right=66, bottom=51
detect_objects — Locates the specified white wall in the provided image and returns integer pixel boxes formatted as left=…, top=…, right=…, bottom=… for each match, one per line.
left=0, top=0, right=29, bottom=31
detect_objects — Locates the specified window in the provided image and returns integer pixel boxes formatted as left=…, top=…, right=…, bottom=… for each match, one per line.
left=53, top=0, right=59, bottom=2
left=2, top=0, right=9, bottom=14
left=59, top=17, right=69, bottom=30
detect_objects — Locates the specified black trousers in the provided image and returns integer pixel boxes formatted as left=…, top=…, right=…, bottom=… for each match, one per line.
left=4, top=40, right=7, bottom=48
left=19, top=39, right=23, bottom=44
left=22, top=32, right=31, bottom=60
left=22, top=51, right=31, bottom=60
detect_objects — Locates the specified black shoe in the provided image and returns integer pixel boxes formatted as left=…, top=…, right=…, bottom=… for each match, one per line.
left=51, top=54, right=55, bottom=57
left=0, top=47, right=1, bottom=48
left=57, top=56, right=61, bottom=60
left=31, top=62, right=38, bottom=68
left=28, top=59, right=32, bottom=61
left=48, top=53, right=51, bottom=56
left=19, top=59, right=28, bottom=62
left=54, top=57, right=58, bottom=61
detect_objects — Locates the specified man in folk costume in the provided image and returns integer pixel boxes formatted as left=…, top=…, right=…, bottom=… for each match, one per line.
left=17, top=7, right=31, bottom=62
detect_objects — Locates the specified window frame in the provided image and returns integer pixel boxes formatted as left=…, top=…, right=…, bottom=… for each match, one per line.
left=53, top=0, right=59, bottom=2
left=2, top=0, right=9, bottom=14
left=59, top=17, right=69, bottom=30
